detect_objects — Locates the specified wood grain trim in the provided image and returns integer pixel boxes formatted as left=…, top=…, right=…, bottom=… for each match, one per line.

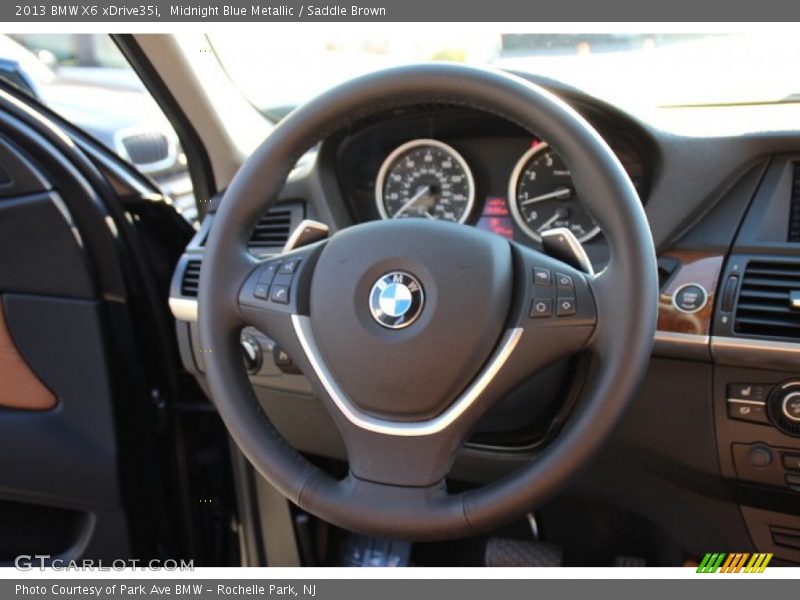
left=0, top=299, right=56, bottom=410
left=657, top=251, right=724, bottom=336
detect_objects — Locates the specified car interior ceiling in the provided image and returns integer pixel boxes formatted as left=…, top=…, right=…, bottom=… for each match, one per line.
left=2, top=43, right=800, bottom=568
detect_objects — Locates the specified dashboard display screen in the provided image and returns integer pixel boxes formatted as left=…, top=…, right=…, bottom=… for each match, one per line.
left=476, top=197, right=514, bottom=240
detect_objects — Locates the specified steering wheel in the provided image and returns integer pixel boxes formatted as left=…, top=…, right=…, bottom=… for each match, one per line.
left=199, top=64, right=657, bottom=540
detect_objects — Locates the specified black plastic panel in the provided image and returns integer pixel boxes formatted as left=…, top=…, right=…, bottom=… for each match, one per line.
left=0, top=192, right=95, bottom=299
left=0, top=294, right=124, bottom=510
left=0, top=134, right=50, bottom=199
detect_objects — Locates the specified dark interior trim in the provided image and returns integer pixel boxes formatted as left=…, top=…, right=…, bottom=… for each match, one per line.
left=112, top=34, right=217, bottom=216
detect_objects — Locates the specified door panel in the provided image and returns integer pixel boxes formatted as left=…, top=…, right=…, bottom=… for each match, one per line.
left=0, top=302, right=55, bottom=410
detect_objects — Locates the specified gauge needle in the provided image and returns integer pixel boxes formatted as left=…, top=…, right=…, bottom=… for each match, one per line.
left=393, top=185, right=432, bottom=218
left=520, top=188, right=571, bottom=206
left=537, top=208, right=569, bottom=232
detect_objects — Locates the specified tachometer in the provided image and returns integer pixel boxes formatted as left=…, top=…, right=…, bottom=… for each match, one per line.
left=376, top=139, right=474, bottom=223
left=509, top=143, right=600, bottom=243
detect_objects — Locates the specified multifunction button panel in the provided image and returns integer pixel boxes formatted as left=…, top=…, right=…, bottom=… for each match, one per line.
left=531, top=268, right=577, bottom=318
left=252, top=257, right=302, bottom=305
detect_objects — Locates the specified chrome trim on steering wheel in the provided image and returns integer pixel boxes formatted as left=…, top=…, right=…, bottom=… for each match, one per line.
left=292, top=314, right=522, bottom=436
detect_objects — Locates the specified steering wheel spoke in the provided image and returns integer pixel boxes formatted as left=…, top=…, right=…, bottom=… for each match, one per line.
left=237, top=242, right=322, bottom=324
left=504, top=242, right=598, bottom=373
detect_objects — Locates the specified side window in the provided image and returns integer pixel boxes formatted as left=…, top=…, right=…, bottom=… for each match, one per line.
left=0, top=34, right=196, bottom=223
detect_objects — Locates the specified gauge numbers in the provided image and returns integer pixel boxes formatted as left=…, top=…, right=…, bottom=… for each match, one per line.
left=375, top=139, right=475, bottom=223
left=509, top=143, right=600, bottom=243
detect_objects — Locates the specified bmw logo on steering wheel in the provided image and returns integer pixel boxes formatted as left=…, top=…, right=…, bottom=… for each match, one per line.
left=369, top=271, right=425, bottom=329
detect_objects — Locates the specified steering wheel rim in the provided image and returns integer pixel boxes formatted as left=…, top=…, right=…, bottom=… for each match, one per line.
left=199, top=63, right=657, bottom=540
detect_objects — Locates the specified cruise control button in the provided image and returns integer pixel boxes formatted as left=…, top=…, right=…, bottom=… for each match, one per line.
left=555, top=272, right=574, bottom=292
left=279, top=258, right=301, bottom=275
left=270, top=285, right=290, bottom=304
left=727, top=399, right=770, bottom=425
left=533, top=267, right=551, bottom=286
left=258, top=261, right=281, bottom=285
left=556, top=297, right=576, bottom=316
left=530, top=298, right=552, bottom=318
left=254, top=284, right=270, bottom=299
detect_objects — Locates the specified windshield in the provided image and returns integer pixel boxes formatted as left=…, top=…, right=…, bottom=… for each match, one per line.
left=209, top=31, right=800, bottom=119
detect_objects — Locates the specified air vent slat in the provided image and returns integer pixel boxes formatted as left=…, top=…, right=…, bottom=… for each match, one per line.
left=249, top=208, right=293, bottom=247
left=744, top=266, right=800, bottom=278
left=789, top=163, right=800, bottom=242
left=734, top=260, right=800, bottom=339
left=180, top=260, right=201, bottom=297
left=737, top=303, right=796, bottom=315
left=739, top=289, right=789, bottom=301
left=735, top=316, right=800, bottom=330
left=740, top=276, right=800, bottom=289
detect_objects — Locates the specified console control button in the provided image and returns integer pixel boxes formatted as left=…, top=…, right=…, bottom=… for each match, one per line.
left=786, top=473, right=800, bottom=487
left=530, top=298, right=552, bottom=318
left=727, top=399, right=770, bottom=425
left=673, top=283, right=708, bottom=313
left=783, top=454, right=800, bottom=471
left=727, top=383, right=770, bottom=402
left=747, top=445, right=773, bottom=468
left=782, top=392, right=800, bottom=423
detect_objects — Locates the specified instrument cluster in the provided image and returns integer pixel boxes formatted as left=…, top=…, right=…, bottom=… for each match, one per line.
left=337, top=108, right=649, bottom=247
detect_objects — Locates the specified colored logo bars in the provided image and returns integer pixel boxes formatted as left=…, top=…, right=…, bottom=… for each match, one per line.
left=696, top=553, right=773, bottom=573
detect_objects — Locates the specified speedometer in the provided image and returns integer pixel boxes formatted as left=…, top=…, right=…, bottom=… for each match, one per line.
left=509, top=143, right=600, bottom=243
left=375, top=139, right=474, bottom=223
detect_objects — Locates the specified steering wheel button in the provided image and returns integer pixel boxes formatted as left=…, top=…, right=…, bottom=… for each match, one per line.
left=253, top=284, right=270, bottom=300
left=279, top=258, right=302, bottom=275
left=258, top=261, right=281, bottom=284
left=530, top=298, right=552, bottom=318
left=270, top=284, right=290, bottom=304
left=533, top=267, right=551, bottom=286
left=556, top=272, right=574, bottom=292
left=556, top=297, right=576, bottom=316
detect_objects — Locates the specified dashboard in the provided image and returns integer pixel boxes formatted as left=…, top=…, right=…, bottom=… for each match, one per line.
left=169, top=75, right=800, bottom=563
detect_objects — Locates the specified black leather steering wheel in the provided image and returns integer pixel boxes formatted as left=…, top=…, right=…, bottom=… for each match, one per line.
left=199, top=64, right=657, bottom=540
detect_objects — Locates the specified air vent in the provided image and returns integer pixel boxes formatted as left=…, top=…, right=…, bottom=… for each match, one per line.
left=789, top=164, right=800, bottom=242
left=180, top=260, right=201, bottom=297
left=249, top=208, right=293, bottom=248
left=734, top=261, right=800, bottom=339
